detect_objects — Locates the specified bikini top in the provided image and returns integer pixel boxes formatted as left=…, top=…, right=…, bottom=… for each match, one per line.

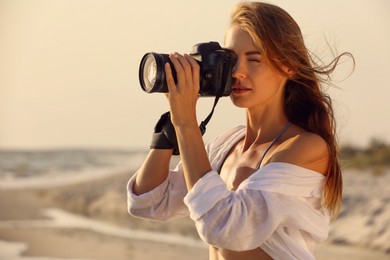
left=256, top=122, right=291, bottom=170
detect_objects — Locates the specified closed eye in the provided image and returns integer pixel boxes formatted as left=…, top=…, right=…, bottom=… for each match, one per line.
left=246, top=50, right=262, bottom=63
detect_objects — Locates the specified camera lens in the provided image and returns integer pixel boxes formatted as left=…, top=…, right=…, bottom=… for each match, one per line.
left=142, top=54, right=157, bottom=92
left=139, top=53, right=170, bottom=93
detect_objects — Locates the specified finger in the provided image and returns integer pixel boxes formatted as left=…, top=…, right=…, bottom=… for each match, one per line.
left=169, top=53, right=185, bottom=88
left=164, top=62, right=177, bottom=94
left=164, top=92, right=170, bottom=105
left=174, top=53, right=193, bottom=88
left=185, top=54, right=200, bottom=91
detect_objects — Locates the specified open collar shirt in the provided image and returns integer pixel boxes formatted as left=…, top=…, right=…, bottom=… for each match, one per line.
left=127, top=125, right=330, bottom=260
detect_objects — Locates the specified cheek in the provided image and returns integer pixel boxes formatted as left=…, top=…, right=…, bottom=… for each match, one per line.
left=250, top=67, right=274, bottom=91
left=252, top=70, right=286, bottom=97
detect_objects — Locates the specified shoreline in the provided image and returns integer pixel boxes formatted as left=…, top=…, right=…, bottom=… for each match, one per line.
left=1, top=205, right=388, bottom=260
left=0, top=170, right=389, bottom=259
left=0, top=207, right=206, bottom=249
left=1, top=207, right=388, bottom=260
left=0, top=172, right=209, bottom=260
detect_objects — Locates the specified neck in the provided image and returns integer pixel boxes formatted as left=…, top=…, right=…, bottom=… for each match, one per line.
left=243, top=104, right=289, bottom=151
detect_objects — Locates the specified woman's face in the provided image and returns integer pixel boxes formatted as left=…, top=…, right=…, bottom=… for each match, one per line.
left=224, top=25, right=289, bottom=110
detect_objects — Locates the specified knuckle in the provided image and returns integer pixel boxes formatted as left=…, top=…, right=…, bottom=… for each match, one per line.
left=175, top=64, right=183, bottom=73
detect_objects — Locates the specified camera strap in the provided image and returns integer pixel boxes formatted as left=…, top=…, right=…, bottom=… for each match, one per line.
left=199, top=94, right=221, bottom=135
left=199, top=59, right=234, bottom=136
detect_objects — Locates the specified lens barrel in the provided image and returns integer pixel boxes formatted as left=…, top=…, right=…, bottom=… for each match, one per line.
left=139, top=53, right=171, bottom=93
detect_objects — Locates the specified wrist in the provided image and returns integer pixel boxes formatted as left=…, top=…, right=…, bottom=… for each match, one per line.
left=174, top=122, right=201, bottom=135
left=170, top=111, right=198, bottom=129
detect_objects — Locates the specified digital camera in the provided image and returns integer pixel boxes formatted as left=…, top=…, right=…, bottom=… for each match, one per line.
left=138, top=42, right=237, bottom=97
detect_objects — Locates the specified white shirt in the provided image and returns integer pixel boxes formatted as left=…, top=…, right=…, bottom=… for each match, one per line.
left=127, top=125, right=330, bottom=259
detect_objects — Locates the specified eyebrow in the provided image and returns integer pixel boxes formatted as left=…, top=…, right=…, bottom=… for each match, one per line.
left=224, top=48, right=262, bottom=56
left=245, top=51, right=261, bottom=56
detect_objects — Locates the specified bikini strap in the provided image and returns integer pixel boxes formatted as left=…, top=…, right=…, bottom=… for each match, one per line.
left=256, top=122, right=291, bottom=170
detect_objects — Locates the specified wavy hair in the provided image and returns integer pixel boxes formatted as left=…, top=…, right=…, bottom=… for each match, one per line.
left=230, top=2, right=355, bottom=218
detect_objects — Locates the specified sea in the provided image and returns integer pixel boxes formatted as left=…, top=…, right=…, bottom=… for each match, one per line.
left=0, top=149, right=149, bottom=189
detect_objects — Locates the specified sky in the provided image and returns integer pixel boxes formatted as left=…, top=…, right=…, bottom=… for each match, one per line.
left=0, top=0, right=389, bottom=150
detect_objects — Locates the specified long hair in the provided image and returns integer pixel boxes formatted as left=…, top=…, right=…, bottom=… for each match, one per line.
left=230, top=2, right=354, bottom=218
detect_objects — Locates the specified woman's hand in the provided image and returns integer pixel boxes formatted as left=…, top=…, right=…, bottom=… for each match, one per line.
left=165, top=53, right=200, bottom=128
left=164, top=52, right=211, bottom=190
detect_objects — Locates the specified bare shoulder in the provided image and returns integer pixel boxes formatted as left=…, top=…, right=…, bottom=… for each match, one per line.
left=270, top=127, right=329, bottom=175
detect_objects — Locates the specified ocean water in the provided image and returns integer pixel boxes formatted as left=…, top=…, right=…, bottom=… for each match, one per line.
left=0, top=149, right=148, bottom=189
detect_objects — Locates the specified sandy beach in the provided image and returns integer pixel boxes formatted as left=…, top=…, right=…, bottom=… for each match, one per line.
left=0, top=167, right=389, bottom=260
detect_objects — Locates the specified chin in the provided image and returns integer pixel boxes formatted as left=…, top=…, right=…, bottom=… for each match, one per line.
left=230, top=95, right=249, bottom=108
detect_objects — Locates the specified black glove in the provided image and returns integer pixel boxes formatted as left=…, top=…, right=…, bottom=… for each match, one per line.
left=150, top=111, right=180, bottom=155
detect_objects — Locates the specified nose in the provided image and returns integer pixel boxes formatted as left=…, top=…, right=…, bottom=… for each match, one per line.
left=232, top=59, right=246, bottom=79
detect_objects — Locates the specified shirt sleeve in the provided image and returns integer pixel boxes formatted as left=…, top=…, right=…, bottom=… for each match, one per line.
left=127, top=163, right=189, bottom=221
left=183, top=170, right=328, bottom=252
left=126, top=127, right=240, bottom=221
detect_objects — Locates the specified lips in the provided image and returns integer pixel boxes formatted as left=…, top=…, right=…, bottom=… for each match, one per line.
left=231, top=85, right=251, bottom=94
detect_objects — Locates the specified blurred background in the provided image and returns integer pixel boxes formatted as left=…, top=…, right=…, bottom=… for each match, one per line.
left=0, top=0, right=389, bottom=259
left=1, top=0, right=389, bottom=150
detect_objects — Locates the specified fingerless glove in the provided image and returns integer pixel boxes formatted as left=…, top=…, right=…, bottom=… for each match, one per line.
left=150, top=111, right=179, bottom=155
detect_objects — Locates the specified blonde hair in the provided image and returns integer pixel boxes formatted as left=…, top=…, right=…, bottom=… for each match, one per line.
left=230, top=2, right=354, bottom=218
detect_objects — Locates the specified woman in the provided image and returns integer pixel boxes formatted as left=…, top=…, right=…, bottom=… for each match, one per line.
left=127, top=2, right=353, bottom=259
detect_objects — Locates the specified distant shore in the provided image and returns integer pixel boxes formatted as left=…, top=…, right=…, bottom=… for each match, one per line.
left=0, top=168, right=389, bottom=259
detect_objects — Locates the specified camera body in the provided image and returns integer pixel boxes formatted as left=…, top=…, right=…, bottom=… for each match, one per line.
left=139, top=42, right=237, bottom=97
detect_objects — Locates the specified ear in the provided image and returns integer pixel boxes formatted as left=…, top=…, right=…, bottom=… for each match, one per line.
left=281, top=64, right=296, bottom=78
